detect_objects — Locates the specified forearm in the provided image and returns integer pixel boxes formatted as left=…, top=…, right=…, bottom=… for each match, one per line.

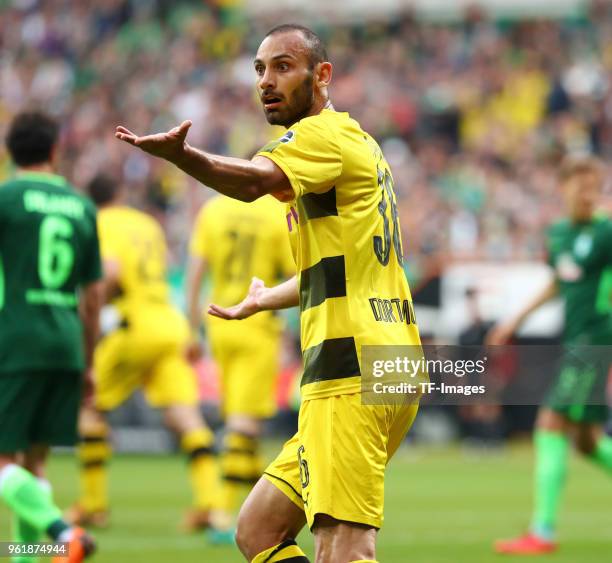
left=511, top=279, right=558, bottom=330
left=188, top=296, right=202, bottom=335
left=116, top=121, right=292, bottom=201
left=175, top=145, right=271, bottom=202
left=257, top=276, right=299, bottom=311
left=186, top=257, right=206, bottom=334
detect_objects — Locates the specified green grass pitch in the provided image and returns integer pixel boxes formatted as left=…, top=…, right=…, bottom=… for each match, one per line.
left=1, top=443, right=610, bottom=562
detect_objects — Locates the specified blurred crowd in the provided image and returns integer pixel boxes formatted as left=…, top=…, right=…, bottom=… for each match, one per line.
left=1, top=0, right=612, bottom=282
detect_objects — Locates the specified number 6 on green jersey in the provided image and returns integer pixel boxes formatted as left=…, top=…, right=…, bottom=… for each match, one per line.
left=38, top=216, right=75, bottom=289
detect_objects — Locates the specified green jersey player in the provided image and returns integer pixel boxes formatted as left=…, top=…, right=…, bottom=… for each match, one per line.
left=0, top=112, right=101, bottom=563
left=490, top=157, right=612, bottom=555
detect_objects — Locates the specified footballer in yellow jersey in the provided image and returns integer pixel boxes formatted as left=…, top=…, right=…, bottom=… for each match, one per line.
left=117, top=23, right=421, bottom=563
left=187, top=194, right=294, bottom=518
left=67, top=174, right=226, bottom=538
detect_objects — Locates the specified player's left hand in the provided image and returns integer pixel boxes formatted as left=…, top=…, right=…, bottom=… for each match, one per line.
left=115, top=121, right=192, bottom=163
left=207, top=277, right=265, bottom=320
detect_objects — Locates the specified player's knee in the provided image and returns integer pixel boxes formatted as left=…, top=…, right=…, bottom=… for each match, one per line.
left=227, top=414, right=261, bottom=437
left=575, top=431, right=598, bottom=456
left=163, top=404, right=202, bottom=434
left=536, top=409, right=568, bottom=433
left=315, top=542, right=376, bottom=563
left=79, top=407, right=108, bottom=435
left=235, top=508, right=272, bottom=559
left=234, top=514, right=252, bottom=558
left=22, top=445, right=49, bottom=476
left=576, top=441, right=595, bottom=456
left=0, top=454, right=18, bottom=470
left=236, top=502, right=292, bottom=560
left=314, top=515, right=376, bottom=563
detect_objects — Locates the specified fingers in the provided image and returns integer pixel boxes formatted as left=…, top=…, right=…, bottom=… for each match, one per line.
left=207, top=303, right=235, bottom=320
left=116, top=121, right=193, bottom=146
left=174, top=120, right=192, bottom=139
left=115, top=127, right=139, bottom=145
left=116, top=125, right=136, bottom=136
left=179, top=120, right=193, bottom=131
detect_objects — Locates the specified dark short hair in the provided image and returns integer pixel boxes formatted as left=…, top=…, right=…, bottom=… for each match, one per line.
left=559, top=155, right=604, bottom=184
left=6, top=111, right=59, bottom=167
left=265, top=24, right=328, bottom=68
left=87, top=173, right=120, bottom=206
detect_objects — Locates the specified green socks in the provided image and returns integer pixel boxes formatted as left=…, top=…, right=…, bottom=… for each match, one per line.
left=0, top=465, right=68, bottom=540
left=11, top=479, right=51, bottom=563
left=530, top=432, right=612, bottom=539
left=531, top=430, right=569, bottom=539
left=590, top=435, right=612, bottom=474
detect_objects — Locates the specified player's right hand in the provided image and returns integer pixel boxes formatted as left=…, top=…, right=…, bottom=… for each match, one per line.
left=485, top=322, right=516, bottom=346
left=207, top=277, right=265, bottom=321
left=115, top=121, right=192, bottom=163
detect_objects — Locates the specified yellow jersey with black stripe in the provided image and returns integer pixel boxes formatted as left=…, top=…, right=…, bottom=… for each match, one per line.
left=98, top=206, right=170, bottom=316
left=189, top=194, right=295, bottom=330
left=257, top=109, right=421, bottom=400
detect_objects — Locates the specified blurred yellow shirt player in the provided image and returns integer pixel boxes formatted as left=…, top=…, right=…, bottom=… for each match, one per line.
left=188, top=194, right=294, bottom=515
left=70, top=174, right=223, bottom=534
left=96, top=207, right=193, bottom=406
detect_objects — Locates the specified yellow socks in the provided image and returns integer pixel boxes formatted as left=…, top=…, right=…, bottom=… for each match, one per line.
left=181, top=427, right=220, bottom=510
left=252, top=539, right=309, bottom=562
left=221, top=431, right=263, bottom=512
left=78, top=429, right=111, bottom=512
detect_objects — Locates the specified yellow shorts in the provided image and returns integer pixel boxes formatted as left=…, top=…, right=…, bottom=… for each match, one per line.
left=208, top=319, right=280, bottom=418
left=263, top=392, right=419, bottom=529
left=94, top=304, right=198, bottom=411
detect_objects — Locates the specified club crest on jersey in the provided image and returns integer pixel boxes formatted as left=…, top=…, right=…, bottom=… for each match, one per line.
left=573, top=232, right=593, bottom=258
left=279, top=130, right=295, bottom=144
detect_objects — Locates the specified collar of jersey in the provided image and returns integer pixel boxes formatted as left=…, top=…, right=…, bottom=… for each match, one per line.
left=16, top=171, right=67, bottom=187
left=322, top=108, right=348, bottom=117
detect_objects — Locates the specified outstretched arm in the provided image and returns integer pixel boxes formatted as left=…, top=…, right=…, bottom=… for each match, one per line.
left=486, top=279, right=558, bottom=345
left=115, top=121, right=293, bottom=202
left=208, top=276, right=299, bottom=321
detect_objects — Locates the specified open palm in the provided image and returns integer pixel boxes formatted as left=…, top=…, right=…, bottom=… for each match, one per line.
left=115, top=120, right=192, bottom=162
left=207, top=277, right=265, bottom=320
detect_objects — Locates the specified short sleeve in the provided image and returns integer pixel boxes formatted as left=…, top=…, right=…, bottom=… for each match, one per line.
left=189, top=204, right=211, bottom=260
left=81, top=209, right=103, bottom=284
left=257, top=117, right=342, bottom=198
left=98, top=218, right=121, bottom=262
